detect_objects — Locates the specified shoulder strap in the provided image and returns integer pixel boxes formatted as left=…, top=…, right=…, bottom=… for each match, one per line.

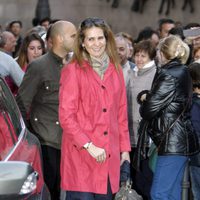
left=158, top=98, right=190, bottom=150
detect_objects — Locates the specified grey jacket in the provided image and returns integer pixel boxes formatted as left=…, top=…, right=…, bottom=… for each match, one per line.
left=127, top=62, right=156, bottom=147
left=16, top=51, right=63, bottom=149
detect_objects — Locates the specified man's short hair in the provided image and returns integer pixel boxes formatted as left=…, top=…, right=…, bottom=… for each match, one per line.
left=158, top=18, right=175, bottom=30
left=184, top=23, right=200, bottom=30
left=39, top=17, right=51, bottom=25
left=0, top=32, right=7, bottom=47
left=9, top=20, right=22, bottom=28
left=189, top=62, right=200, bottom=88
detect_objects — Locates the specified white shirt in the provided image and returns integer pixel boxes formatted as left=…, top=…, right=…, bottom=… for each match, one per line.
left=134, top=60, right=155, bottom=76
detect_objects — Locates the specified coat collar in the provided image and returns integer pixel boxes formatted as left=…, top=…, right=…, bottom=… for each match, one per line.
left=79, top=60, right=117, bottom=82
left=162, top=58, right=181, bottom=69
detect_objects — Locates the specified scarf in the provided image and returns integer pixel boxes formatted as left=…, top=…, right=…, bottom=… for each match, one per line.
left=90, top=52, right=110, bottom=80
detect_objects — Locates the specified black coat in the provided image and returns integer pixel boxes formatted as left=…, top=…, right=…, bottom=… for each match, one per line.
left=139, top=59, right=199, bottom=156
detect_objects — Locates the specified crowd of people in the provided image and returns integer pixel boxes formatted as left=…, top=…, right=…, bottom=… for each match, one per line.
left=0, top=16, right=200, bottom=200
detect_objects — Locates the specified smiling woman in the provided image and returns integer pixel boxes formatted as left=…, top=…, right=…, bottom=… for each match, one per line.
left=59, top=17, right=131, bottom=200
left=73, top=17, right=120, bottom=71
left=16, top=32, right=46, bottom=72
left=82, top=27, right=106, bottom=59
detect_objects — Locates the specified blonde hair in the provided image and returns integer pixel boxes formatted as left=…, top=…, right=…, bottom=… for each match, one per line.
left=158, top=35, right=190, bottom=64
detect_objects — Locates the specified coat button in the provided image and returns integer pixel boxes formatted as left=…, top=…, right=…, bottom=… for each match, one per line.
left=56, top=121, right=59, bottom=125
left=34, top=118, right=38, bottom=121
left=104, top=131, right=108, bottom=135
left=103, top=108, right=107, bottom=112
left=101, top=85, right=105, bottom=89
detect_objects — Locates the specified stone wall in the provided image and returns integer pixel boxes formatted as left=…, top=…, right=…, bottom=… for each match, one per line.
left=0, top=0, right=199, bottom=39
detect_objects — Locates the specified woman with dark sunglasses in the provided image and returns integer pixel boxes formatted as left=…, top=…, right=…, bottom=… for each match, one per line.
left=59, top=17, right=131, bottom=200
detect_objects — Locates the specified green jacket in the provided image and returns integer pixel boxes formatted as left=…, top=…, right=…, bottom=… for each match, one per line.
left=16, top=51, right=63, bottom=149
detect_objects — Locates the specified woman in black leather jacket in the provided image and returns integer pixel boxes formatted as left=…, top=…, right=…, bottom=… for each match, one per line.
left=137, top=35, right=199, bottom=200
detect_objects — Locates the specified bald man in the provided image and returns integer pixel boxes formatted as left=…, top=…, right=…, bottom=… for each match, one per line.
left=16, top=21, right=77, bottom=200
left=0, top=31, right=17, bottom=57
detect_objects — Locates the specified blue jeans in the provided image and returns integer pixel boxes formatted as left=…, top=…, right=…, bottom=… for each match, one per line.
left=151, top=155, right=188, bottom=200
left=64, top=179, right=113, bottom=200
left=190, top=166, right=200, bottom=200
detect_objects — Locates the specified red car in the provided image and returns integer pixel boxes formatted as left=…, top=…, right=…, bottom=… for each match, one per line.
left=0, top=76, right=50, bottom=199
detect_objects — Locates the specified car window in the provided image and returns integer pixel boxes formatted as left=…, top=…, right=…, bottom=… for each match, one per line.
left=0, top=79, right=23, bottom=160
left=0, top=111, right=15, bottom=160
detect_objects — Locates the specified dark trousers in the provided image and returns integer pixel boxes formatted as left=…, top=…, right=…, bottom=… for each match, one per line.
left=130, top=147, right=153, bottom=200
left=65, top=178, right=113, bottom=200
left=41, top=145, right=61, bottom=200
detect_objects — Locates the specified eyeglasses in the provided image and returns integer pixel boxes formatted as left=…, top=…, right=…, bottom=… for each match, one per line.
left=80, top=17, right=106, bottom=29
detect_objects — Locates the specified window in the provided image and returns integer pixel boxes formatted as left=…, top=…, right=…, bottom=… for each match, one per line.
left=0, top=79, right=23, bottom=159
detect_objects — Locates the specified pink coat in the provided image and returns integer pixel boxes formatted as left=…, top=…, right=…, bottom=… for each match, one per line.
left=59, top=60, right=131, bottom=194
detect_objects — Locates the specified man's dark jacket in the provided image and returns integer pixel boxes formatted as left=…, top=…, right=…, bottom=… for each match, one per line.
left=16, top=51, right=63, bottom=149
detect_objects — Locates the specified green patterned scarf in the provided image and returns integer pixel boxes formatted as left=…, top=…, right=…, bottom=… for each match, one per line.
left=90, top=52, right=110, bottom=80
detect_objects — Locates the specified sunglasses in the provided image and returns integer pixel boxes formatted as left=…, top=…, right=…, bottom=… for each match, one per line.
left=80, top=18, right=106, bottom=29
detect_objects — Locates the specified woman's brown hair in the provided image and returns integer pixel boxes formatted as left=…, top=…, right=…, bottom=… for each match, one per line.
left=134, top=40, right=156, bottom=60
left=16, top=32, right=45, bottom=70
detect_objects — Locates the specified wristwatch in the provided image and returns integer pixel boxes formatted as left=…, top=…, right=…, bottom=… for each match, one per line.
left=83, top=142, right=92, bottom=149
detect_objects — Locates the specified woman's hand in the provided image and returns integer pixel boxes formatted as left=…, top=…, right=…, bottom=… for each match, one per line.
left=87, top=143, right=106, bottom=163
left=140, top=93, right=147, bottom=102
left=137, top=90, right=149, bottom=104
left=120, top=152, right=130, bottom=165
